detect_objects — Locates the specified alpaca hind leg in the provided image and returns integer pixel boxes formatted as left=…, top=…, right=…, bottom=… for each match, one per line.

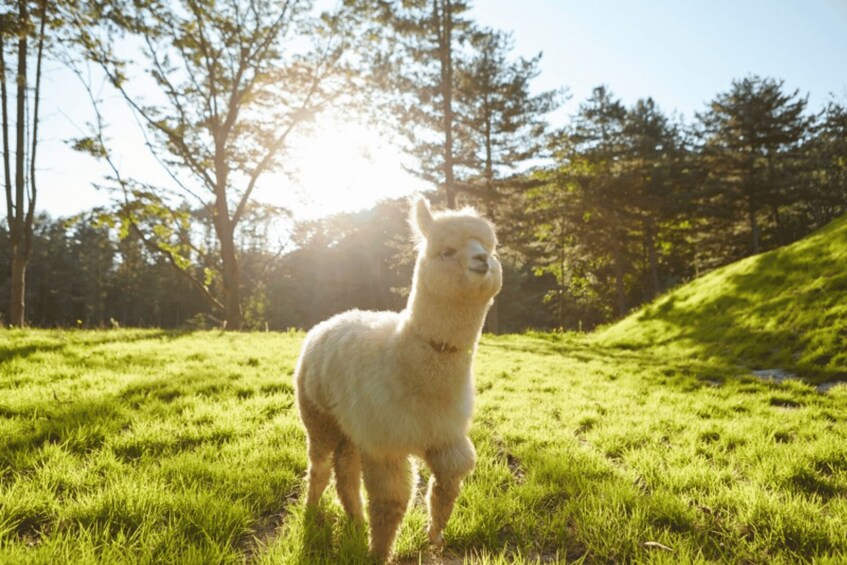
left=424, top=437, right=477, bottom=548
left=334, top=439, right=364, bottom=522
left=298, top=394, right=342, bottom=508
left=362, top=453, right=415, bottom=562
left=306, top=445, right=334, bottom=508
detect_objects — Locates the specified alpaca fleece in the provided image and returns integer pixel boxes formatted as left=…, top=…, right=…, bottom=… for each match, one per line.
left=293, top=197, right=502, bottom=561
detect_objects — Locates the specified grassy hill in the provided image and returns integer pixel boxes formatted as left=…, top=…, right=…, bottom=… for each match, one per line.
left=1, top=218, right=846, bottom=563
left=598, top=214, right=847, bottom=382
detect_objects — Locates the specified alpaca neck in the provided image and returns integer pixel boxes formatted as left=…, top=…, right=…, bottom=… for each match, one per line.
left=403, top=284, right=490, bottom=353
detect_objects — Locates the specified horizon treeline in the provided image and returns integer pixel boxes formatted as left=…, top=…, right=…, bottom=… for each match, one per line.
left=2, top=76, right=845, bottom=332
left=1, top=0, right=846, bottom=332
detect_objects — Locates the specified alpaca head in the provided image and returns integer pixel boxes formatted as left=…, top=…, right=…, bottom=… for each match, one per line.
left=409, top=197, right=503, bottom=304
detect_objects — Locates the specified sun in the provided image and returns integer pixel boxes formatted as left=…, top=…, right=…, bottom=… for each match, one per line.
left=265, top=116, right=429, bottom=220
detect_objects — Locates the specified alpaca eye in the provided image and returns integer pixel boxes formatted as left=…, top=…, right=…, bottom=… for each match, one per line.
left=441, top=248, right=457, bottom=259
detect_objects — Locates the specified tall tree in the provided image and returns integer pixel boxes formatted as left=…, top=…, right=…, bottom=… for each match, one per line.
left=1, top=0, right=48, bottom=327
left=520, top=87, right=631, bottom=325
left=697, top=76, right=810, bottom=255
left=69, top=0, right=352, bottom=329
left=567, top=86, right=631, bottom=316
left=366, top=0, right=473, bottom=209
left=455, top=28, right=559, bottom=211
left=453, top=27, right=559, bottom=331
left=799, top=100, right=847, bottom=229
left=621, top=98, right=688, bottom=300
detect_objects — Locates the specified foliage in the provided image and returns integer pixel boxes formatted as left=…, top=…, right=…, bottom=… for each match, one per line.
left=696, top=76, right=811, bottom=257
left=520, top=88, right=694, bottom=328
left=453, top=27, right=561, bottom=200
left=64, top=0, right=355, bottom=329
left=358, top=0, right=473, bottom=208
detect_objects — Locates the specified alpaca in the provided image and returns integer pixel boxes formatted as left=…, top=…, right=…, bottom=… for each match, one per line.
left=293, top=196, right=502, bottom=561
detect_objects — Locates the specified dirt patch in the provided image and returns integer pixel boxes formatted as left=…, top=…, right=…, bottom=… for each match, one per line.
left=241, top=490, right=300, bottom=563
left=816, top=381, right=845, bottom=393
left=752, top=368, right=796, bottom=383
left=492, top=436, right=527, bottom=484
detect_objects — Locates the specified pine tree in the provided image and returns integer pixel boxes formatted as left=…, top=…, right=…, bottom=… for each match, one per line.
left=365, top=0, right=473, bottom=209
left=454, top=28, right=559, bottom=210
left=799, top=100, right=847, bottom=229
left=566, top=86, right=631, bottom=316
left=621, top=98, right=688, bottom=300
left=697, top=76, right=810, bottom=256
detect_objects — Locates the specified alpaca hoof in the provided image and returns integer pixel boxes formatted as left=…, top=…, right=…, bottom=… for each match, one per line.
left=428, top=527, right=444, bottom=549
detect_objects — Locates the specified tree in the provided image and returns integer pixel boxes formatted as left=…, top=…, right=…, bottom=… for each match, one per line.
left=69, top=0, right=352, bottom=329
left=565, top=86, right=632, bottom=316
left=799, top=99, right=847, bottom=229
left=1, top=0, right=48, bottom=326
left=454, top=28, right=559, bottom=211
left=453, top=28, right=559, bottom=331
left=697, top=76, right=810, bottom=256
left=621, top=98, right=689, bottom=300
left=366, top=0, right=473, bottom=209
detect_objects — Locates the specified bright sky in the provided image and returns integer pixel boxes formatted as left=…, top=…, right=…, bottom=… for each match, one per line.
left=34, top=0, right=847, bottom=221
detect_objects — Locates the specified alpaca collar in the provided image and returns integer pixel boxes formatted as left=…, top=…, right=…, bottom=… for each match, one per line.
left=428, top=339, right=460, bottom=354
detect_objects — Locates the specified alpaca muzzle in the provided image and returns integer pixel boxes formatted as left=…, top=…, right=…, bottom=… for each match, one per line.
left=468, top=240, right=490, bottom=274
left=469, top=257, right=489, bottom=274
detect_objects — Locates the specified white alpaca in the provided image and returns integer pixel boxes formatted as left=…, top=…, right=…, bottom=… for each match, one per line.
left=293, top=196, right=502, bottom=561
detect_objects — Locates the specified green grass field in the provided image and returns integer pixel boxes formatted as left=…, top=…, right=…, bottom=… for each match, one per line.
left=1, top=217, right=846, bottom=563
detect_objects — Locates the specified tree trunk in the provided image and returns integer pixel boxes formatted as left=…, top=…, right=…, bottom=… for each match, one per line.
left=9, top=251, right=26, bottom=326
left=747, top=195, right=761, bottom=255
left=218, top=224, right=243, bottom=331
left=213, top=165, right=243, bottom=329
left=7, top=0, right=29, bottom=327
left=612, top=234, right=626, bottom=317
left=435, top=0, right=456, bottom=209
left=483, top=119, right=499, bottom=333
left=644, top=217, right=660, bottom=299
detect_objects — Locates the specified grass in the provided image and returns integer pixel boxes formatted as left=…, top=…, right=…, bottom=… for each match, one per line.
left=1, top=216, right=846, bottom=563
left=1, top=329, right=845, bottom=563
left=598, top=214, right=847, bottom=381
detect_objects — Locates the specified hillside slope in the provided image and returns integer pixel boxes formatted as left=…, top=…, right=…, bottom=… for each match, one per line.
left=597, top=214, right=847, bottom=381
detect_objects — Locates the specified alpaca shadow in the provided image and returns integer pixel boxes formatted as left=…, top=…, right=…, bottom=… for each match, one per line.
left=294, top=506, right=372, bottom=565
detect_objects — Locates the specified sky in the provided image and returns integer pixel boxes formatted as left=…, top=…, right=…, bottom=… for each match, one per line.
left=31, top=0, right=847, bottom=221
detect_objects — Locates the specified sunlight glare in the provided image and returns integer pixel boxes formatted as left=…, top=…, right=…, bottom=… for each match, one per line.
left=266, top=118, right=428, bottom=221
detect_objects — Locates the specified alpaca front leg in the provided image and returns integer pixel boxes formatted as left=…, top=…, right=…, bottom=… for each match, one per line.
left=424, top=437, right=476, bottom=548
left=362, top=453, right=414, bottom=562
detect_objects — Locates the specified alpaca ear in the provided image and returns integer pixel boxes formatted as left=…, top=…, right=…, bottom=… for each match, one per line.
left=410, top=196, right=434, bottom=240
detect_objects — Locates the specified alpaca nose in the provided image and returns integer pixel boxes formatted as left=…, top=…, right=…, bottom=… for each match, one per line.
left=470, top=252, right=489, bottom=273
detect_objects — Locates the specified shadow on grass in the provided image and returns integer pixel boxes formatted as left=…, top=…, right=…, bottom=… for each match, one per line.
left=0, top=329, right=187, bottom=365
left=570, top=218, right=847, bottom=384
left=0, top=395, right=129, bottom=458
left=484, top=336, right=737, bottom=387
left=276, top=506, right=371, bottom=565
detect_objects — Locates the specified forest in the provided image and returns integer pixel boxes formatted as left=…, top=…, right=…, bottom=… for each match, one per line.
left=1, top=0, right=846, bottom=332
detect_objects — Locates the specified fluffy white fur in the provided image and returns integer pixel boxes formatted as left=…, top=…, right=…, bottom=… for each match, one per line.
left=293, top=196, right=502, bottom=561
